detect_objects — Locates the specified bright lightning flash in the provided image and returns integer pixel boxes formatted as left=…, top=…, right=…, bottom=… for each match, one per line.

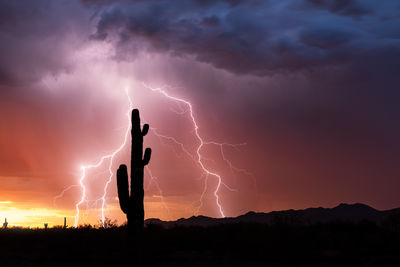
left=73, top=87, right=132, bottom=227
left=56, top=84, right=253, bottom=227
left=142, top=83, right=252, bottom=218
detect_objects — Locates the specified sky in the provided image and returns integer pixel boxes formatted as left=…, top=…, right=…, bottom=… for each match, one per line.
left=0, top=0, right=399, bottom=227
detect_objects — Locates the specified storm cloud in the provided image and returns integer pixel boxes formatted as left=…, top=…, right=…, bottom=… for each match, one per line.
left=88, top=0, right=400, bottom=75
left=0, top=0, right=91, bottom=87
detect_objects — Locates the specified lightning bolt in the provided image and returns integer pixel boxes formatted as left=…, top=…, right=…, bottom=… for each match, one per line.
left=53, top=184, right=79, bottom=207
left=145, top=167, right=171, bottom=219
left=142, top=83, right=250, bottom=218
left=56, top=83, right=253, bottom=226
left=149, top=126, right=242, bottom=216
left=204, top=141, right=257, bottom=188
left=73, top=87, right=133, bottom=227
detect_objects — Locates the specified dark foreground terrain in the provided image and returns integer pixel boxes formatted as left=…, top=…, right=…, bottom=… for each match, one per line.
left=1, top=204, right=400, bottom=266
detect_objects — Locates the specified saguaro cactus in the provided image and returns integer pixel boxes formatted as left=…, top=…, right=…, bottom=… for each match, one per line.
left=117, top=109, right=151, bottom=236
left=3, top=218, right=8, bottom=229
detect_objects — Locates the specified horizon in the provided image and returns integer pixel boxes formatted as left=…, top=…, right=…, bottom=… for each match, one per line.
left=1, top=201, right=396, bottom=229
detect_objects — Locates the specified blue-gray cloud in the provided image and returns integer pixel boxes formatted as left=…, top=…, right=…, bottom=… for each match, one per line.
left=89, top=0, right=400, bottom=75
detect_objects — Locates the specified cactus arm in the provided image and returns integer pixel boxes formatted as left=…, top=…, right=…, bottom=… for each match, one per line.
left=142, top=124, right=149, bottom=136
left=143, top=148, right=151, bottom=166
left=117, top=164, right=129, bottom=214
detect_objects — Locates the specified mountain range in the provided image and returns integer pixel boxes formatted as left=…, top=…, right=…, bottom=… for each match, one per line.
left=145, top=203, right=400, bottom=228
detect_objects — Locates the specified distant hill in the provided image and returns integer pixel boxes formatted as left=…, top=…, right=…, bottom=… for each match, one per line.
left=145, top=203, right=400, bottom=228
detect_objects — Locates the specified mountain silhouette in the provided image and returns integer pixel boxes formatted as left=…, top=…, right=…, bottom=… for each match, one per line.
left=145, top=203, right=400, bottom=228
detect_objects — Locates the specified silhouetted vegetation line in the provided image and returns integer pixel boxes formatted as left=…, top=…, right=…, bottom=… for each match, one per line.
left=117, top=109, right=151, bottom=239
left=0, top=220, right=400, bottom=265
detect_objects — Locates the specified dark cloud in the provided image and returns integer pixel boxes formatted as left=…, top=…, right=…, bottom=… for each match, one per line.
left=306, top=0, right=372, bottom=17
left=201, top=15, right=220, bottom=27
left=0, top=0, right=91, bottom=88
left=90, top=0, right=400, bottom=75
left=299, top=27, right=353, bottom=49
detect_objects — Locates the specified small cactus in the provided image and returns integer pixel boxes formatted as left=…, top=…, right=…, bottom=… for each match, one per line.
left=64, top=217, right=67, bottom=229
left=44, top=223, right=48, bottom=229
left=3, top=218, right=8, bottom=229
left=117, top=109, right=151, bottom=236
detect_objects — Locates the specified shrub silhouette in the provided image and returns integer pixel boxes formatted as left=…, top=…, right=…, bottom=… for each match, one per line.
left=116, top=109, right=151, bottom=239
left=98, top=217, right=118, bottom=228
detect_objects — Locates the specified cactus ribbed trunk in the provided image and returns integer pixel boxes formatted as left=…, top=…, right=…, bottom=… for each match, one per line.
left=129, top=108, right=145, bottom=233
left=117, top=109, right=151, bottom=239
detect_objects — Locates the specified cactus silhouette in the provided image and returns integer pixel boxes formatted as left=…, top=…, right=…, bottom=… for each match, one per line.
left=63, top=217, right=67, bottom=229
left=117, top=109, right=151, bottom=237
left=3, top=218, right=8, bottom=229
